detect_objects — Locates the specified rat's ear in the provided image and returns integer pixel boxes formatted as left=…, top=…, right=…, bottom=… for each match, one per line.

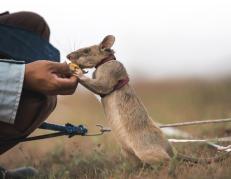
left=99, top=35, right=115, bottom=50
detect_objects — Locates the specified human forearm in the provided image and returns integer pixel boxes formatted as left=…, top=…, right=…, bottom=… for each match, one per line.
left=0, top=59, right=25, bottom=124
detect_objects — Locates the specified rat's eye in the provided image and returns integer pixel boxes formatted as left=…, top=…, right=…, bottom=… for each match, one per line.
left=83, top=48, right=91, bottom=54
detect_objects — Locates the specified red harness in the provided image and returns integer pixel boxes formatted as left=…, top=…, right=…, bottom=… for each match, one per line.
left=95, top=54, right=129, bottom=97
left=95, top=54, right=116, bottom=68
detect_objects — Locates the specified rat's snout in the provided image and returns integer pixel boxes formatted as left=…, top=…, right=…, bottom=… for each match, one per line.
left=66, top=53, right=75, bottom=60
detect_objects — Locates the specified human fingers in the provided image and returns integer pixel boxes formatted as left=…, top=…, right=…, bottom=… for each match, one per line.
left=54, top=75, right=78, bottom=95
left=51, top=62, right=71, bottom=76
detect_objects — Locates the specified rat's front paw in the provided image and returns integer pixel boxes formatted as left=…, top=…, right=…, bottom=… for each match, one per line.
left=73, top=68, right=83, bottom=77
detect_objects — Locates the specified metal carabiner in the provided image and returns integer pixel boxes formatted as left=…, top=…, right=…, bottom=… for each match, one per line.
left=85, top=124, right=111, bottom=136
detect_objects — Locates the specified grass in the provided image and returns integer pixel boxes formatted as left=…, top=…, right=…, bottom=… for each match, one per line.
left=1, top=78, right=231, bottom=178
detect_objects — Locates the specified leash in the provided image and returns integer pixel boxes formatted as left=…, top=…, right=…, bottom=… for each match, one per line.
left=159, top=118, right=231, bottom=128
left=0, top=122, right=111, bottom=146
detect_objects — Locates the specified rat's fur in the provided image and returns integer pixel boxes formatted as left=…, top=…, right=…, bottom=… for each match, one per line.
left=68, top=35, right=174, bottom=166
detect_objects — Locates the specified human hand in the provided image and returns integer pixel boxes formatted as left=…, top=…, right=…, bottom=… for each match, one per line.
left=24, top=60, right=78, bottom=95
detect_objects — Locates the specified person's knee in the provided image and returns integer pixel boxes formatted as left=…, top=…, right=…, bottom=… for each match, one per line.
left=0, top=11, right=50, bottom=40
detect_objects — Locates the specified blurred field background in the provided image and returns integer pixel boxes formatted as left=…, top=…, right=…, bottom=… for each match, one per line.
left=2, top=0, right=231, bottom=178
left=1, top=78, right=231, bottom=178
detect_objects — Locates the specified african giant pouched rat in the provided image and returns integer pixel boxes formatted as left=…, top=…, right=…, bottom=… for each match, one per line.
left=67, top=35, right=229, bottom=166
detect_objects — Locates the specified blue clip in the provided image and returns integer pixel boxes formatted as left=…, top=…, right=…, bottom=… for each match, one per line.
left=65, top=123, right=88, bottom=137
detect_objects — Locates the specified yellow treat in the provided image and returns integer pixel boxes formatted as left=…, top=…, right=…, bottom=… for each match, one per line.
left=69, top=62, right=80, bottom=72
left=66, top=59, right=86, bottom=75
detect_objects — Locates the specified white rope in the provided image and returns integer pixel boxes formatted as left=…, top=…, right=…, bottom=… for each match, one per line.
left=217, top=145, right=231, bottom=151
left=169, top=136, right=231, bottom=152
left=159, top=118, right=231, bottom=153
left=159, top=118, right=231, bottom=128
left=204, top=142, right=231, bottom=152
left=169, top=136, right=231, bottom=143
left=168, top=137, right=231, bottom=152
left=169, top=139, right=210, bottom=143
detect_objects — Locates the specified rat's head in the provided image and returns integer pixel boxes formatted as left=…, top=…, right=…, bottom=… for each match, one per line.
left=67, top=35, right=115, bottom=69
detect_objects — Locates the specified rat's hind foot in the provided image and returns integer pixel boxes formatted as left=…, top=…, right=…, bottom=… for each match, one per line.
left=134, top=147, right=171, bottom=166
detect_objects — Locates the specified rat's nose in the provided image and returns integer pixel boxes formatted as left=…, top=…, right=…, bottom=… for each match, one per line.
left=66, top=54, right=72, bottom=60
left=67, top=53, right=79, bottom=60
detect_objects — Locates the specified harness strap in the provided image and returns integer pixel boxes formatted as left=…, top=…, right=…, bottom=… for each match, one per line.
left=100, top=77, right=129, bottom=97
left=95, top=54, right=116, bottom=68
left=95, top=54, right=129, bottom=98
left=113, top=76, right=130, bottom=91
